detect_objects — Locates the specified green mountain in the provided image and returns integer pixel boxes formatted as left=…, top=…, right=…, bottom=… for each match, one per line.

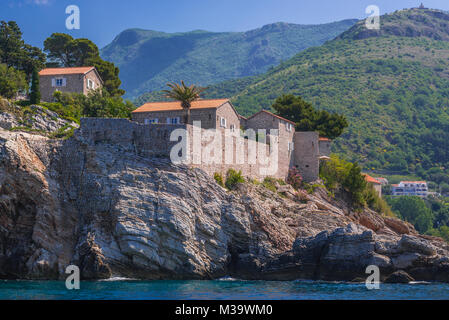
left=188, top=8, right=449, bottom=183
left=101, top=20, right=357, bottom=98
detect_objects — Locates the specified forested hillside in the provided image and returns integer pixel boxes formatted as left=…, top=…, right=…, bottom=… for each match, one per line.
left=196, top=8, right=449, bottom=184
left=101, top=20, right=357, bottom=98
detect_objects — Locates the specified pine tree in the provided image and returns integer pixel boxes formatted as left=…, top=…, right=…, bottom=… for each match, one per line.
left=30, top=68, right=40, bottom=104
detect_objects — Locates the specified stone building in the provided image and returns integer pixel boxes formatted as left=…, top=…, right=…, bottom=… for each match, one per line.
left=131, top=99, right=240, bottom=131
left=319, top=137, right=332, bottom=158
left=364, top=174, right=382, bottom=197
left=131, top=99, right=330, bottom=182
left=38, top=66, right=103, bottom=102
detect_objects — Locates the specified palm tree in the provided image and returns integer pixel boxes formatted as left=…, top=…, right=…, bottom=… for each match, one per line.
left=162, top=81, right=206, bottom=124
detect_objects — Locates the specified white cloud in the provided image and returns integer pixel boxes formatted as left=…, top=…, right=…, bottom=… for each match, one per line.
left=8, top=0, right=51, bottom=7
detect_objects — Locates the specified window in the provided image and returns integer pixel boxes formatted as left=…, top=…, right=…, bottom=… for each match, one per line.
left=288, top=142, right=294, bottom=152
left=145, top=118, right=158, bottom=124
left=87, top=79, right=95, bottom=89
left=53, top=78, right=65, bottom=87
left=230, top=124, right=235, bottom=132
left=220, top=117, right=227, bottom=128
left=286, top=123, right=293, bottom=132
left=167, top=117, right=180, bottom=124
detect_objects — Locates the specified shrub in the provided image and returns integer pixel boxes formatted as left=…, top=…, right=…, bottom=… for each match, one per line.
left=343, top=162, right=367, bottom=207
left=320, top=155, right=391, bottom=210
left=0, top=64, right=28, bottom=99
left=225, top=169, right=244, bottom=190
left=214, top=172, right=224, bottom=187
left=363, top=185, right=394, bottom=216
left=287, top=167, right=303, bottom=190
left=262, top=177, right=277, bottom=192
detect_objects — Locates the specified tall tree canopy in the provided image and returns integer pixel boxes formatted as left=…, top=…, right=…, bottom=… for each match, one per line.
left=271, top=94, right=348, bottom=139
left=0, top=21, right=45, bottom=79
left=44, top=33, right=124, bottom=96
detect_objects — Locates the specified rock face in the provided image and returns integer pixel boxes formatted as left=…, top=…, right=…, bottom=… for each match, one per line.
left=1, top=125, right=449, bottom=281
left=385, top=271, right=415, bottom=284
left=0, top=99, right=78, bottom=134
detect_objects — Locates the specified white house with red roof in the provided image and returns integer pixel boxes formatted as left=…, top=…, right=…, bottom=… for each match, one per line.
left=391, top=181, right=428, bottom=197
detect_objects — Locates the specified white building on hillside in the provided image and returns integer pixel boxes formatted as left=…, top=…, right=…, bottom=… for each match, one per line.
left=391, top=181, right=428, bottom=197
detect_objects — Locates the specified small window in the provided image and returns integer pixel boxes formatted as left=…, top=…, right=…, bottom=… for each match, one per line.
left=145, top=118, right=158, bottom=124
left=87, top=79, right=95, bottom=89
left=230, top=124, right=235, bottom=132
left=167, top=117, right=180, bottom=124
left=54, top=78, right=65, bottom=87
left=286, top=123, right=293, bottom=132
left=220, top=117, right=227, bottom=128
left=288, top=142, right=294, bottom=152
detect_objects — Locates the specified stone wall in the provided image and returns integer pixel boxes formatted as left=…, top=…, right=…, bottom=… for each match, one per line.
left=79, top=118, right=320, bottom=182
left=79, top=118, right=283, bottom=180
left=293, top=132, right=319, bottom=182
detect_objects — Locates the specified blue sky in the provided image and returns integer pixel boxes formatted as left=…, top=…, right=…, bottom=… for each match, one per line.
left=1, top=0, right=449, bottom=49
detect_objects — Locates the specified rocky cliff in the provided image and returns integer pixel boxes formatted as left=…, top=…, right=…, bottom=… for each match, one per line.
left=1, top=122, right=449, bottom=282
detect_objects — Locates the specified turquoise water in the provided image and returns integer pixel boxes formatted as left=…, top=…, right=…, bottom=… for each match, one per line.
left=0, top=279, right=449, bottom=300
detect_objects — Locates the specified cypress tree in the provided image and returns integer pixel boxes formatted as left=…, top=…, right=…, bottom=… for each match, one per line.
left=30, top=68, right=40, bottom=104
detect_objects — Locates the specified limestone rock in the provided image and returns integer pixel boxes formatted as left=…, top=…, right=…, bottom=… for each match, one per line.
left=385, top=270, right=415, bottom=283
left=0, top=125, right=449, bottom=282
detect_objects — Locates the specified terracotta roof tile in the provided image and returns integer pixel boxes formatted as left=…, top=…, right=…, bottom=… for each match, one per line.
left=319, top=137, right=331, bottom=141
left=363, top=173, right=381, bottom=184
left=39, top=66, right=95, bottom=76
left=132, top=99, right=229, bottom=113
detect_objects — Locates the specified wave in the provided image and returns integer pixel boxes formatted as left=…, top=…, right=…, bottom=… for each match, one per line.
left=99, top=276, right=138, bottom=282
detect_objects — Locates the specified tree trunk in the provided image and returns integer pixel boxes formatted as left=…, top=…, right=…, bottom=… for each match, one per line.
left=185, top=107, right=191, bottom=125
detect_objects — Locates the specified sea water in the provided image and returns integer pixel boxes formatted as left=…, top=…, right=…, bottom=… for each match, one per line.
left=0, top=279, right=448, bottom=300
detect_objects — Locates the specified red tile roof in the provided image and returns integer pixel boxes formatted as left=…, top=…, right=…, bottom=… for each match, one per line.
left=248, top=110, right=296, bottom=125
left=363, top=174, right=381, bottom=184
left=39, top=66, right=95, bottom=76
left=132, top=99, right=229, bottom=113
left=319, top=137, right=331, bottom=141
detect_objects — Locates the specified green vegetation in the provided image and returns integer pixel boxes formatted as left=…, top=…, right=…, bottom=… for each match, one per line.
left=214, top=172, right=225, bottom=187
left=0, top=21, right=45, bottom=79
left=52, top=90, right=134, bottom=120
left=44, top=33, right=124, bottom=96
left=0, top=64, right=27, bottom=99
left=272, top=94, right=348, bottom=139
left=262, top=177, right=278, bottom=193
left=320, top=155, right=392, bottom=215
left=225, top=169, right=245, bottom=190
left=29, top=68, right=40, bottom=104
left=102, top=20, right=358, bottom=98
left=200, top=9, right=449, bottom=186
left=386, top=196, right=449, bottom=241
